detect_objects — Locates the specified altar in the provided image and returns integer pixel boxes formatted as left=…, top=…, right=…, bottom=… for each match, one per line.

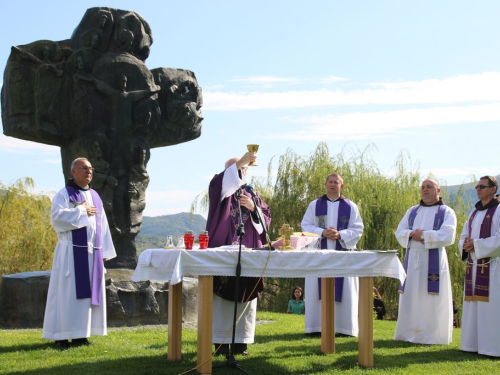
left=132, top=248, right=405, bottom=374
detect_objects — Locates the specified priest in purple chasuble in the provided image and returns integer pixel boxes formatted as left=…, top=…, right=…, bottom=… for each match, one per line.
left=206, top=151, right=271, bottom=356
left=460, top=175, right=500, bottom=356
left=301, top=173, right=364, bottom=337
left=394, top=178, right=457, bottom=345
left=42, top=158, right=116, bottom=348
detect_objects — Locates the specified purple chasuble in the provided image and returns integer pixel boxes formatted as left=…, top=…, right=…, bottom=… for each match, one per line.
left=315, top=196, right=351, bottom=302
left=465, top=205, right=498, bottom=302
left=399, top=204, right=446, bottom=294
left=206, top=171, right=271, bottom=302
left=65, top=186, right=104, bottom=306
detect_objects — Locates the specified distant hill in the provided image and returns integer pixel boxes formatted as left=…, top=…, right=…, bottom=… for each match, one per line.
left=447, top=174, right=500, bottom=210
left=136, top=212, right=207, bottom=252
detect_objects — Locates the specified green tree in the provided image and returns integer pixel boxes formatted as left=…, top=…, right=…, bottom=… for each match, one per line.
left=0, top=178, right=56, bottom=285
left=191, top=143, right=470, bottom=319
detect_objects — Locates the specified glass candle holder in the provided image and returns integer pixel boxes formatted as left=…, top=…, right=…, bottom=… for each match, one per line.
left=198, top=231, right=209, bottom=250
left=184, top=230, right=194, bottom=250
left=176, top=235, right=185, bottom=249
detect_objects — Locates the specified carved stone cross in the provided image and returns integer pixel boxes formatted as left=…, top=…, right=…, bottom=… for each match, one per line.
left=1, top=7, right=203, bottom=268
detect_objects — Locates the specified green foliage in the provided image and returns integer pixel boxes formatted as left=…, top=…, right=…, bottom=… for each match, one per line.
left=136, top=213, right=207, bottom=254
left=0, top=315, right=496, bottom=374
left=140, top=213, right=206, bottom=237
left=191, top=143, right=473, bottom=320
left=0, top=178, right=57, bottom=285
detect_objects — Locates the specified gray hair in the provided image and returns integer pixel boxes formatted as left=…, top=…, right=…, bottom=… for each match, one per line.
left=70, top=157, right=89, bottom=171
left=423, top=178, right=440, bottom=190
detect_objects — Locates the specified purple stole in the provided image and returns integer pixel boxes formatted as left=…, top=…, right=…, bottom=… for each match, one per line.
left=464, top=205, right=498, bottom=302
left=316, top=197, right=351, bottom=302
left=65, top=186, right=104, bottom=306
left=399, top=204, right=446, bottom=295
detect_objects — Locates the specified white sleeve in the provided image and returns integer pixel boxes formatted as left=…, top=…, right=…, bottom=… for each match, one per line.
left=338, top=203, right=364, bottom=249
left=423, top=206, right=457, bottom=249
left=395, top=207, right=413, bottom=249
left=50, top=189, right=90, bottom=233
left=301, top=200, right=324, bottom=237
left=221, top=164, right=245, bottom=202
left=474, top=208, right=500, bottom=260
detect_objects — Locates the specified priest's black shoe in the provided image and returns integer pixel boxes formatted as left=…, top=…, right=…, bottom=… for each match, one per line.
left=55, top=340, right=70, bottom=349
left=72, top=338, right=90, bottom=346
left=232, top=343, right=248, bottom=355
left=214, top=343, right=229, bottom=356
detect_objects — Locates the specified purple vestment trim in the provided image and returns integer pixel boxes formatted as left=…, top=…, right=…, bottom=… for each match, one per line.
left=316, top=197, right=351, bottom=302
left=206, top=170, right=271, bottom=302
left=65, top=186, right=104, bottom=306
left=465, top=206, right=498, bottom=302
left=399, top=204, right=446, bottom=294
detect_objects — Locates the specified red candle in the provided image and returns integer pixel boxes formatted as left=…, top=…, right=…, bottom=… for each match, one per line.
left=184, top=230, right=194, bottom=250
left=198, top=231, right=209, bottom=250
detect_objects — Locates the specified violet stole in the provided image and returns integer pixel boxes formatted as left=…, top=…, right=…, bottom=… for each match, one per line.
left=399, top=204, right=446, bottom=294
left=465, top=206, right=498, bottom=302
left=65, top=186, right=104, bottom=306
left=316, top=197, right=351, bottom=302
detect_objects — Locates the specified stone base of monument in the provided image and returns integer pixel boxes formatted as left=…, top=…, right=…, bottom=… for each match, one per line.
left=0, top=270, right=197, bottom=329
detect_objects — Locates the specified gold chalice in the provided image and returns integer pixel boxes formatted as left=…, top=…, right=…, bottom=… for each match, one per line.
left=247, top=144, right=259, bottom=166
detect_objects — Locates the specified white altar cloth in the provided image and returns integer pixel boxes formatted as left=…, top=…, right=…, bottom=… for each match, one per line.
left=132, top=248, right=405, bottom=285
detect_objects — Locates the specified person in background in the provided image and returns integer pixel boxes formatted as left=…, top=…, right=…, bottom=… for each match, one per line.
left=373, top=286, right=386, bottom=320
left=287, top=286, right=305, bottom=315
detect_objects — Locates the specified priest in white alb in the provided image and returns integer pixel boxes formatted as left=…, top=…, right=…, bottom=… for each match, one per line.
left=301, top=173, right=364, bottom=337
left=42, top=157, right=116, bottom=348
left=460, top=175, right=500, bottom=356
left=394, top=178, right=457, bottom=345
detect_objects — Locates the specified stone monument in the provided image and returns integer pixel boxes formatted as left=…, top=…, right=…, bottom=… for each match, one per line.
left=1, top=7, right=203, bottom=269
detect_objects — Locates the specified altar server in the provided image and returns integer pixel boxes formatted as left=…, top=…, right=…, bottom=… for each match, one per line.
left=301, top=173, right=364, bottom=337
left=394, top=178, right=457, bottom=344
left=43, top=157, right=116, bottom=348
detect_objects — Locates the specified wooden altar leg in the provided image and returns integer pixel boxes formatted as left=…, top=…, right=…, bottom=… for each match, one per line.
left=321, top=278, right=335, bottom=354
left=358, top=277, right=374, bottom=368
left=197, top=276, right=213, bottom=375
left=168, top=280, right=182, bottom=361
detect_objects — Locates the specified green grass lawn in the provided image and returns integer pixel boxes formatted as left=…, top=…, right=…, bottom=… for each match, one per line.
left=0, top=312, right=498, bottom=375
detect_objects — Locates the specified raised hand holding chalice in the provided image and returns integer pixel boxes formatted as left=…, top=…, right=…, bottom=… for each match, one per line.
left=247, top=144, right=259, bottom=166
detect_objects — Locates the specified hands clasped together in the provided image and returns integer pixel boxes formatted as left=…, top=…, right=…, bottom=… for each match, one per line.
left=322, top=226, right=341, bottom=240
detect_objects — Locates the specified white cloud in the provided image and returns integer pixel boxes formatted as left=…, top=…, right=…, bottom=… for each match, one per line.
left=143, top=189, right=202, bottom=217
left=230, top=76, right=302, bottom=84
left=204, top=72, right=500, bottom=111
left=269, top=103, right=500, bottom=141
left=321, top=76, right=349, bottom=84
left=0, top=135, right=59, bottom=154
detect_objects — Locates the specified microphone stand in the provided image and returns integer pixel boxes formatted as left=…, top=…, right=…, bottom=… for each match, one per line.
left=213, top=188, right=250, bottom=374
left=248, top=194, right=273, bottom=251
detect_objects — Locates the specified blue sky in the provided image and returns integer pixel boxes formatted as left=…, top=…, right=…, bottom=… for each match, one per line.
left=1, top=1, right=499, bottom=217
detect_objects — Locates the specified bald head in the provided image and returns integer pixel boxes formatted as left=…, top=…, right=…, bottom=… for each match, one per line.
left=225, top=157, right=239, bottom=169
left=421, top=178, right=441, bottom=205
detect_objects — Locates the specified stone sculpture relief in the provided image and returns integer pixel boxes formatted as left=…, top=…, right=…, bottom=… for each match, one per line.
left=1, top=7, right=203, bottom=268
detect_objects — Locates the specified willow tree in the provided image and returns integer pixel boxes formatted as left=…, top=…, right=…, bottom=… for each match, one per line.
left=0, top=178, right=57, bottom=285
left=192, top=142, right=471, bottom=319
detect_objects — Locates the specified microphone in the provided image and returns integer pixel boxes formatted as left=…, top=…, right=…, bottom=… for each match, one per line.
left=245, top=184, right=258, bottom=198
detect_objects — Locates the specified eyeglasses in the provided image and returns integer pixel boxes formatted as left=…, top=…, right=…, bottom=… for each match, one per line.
left=75, top=167, right=94, bottom=172
left=475, top=185, right=492, bottom=190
